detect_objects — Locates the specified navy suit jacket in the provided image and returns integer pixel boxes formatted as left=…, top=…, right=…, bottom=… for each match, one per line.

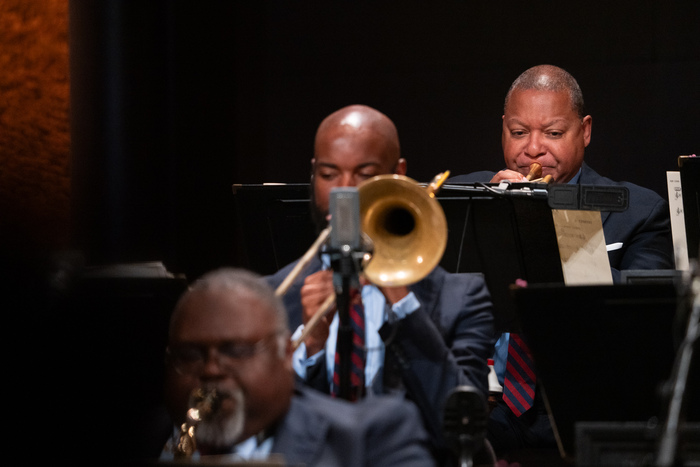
left=266, top=258, right=496, bottom=451
left=447, top=162, right=675, bottom=282
left=447, top=163, right=675, bottom=452
left=272, top=386, right=436, bottom=467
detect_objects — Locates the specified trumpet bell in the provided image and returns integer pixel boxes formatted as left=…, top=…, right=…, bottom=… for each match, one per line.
left=358, top=174, right=448, bottom=287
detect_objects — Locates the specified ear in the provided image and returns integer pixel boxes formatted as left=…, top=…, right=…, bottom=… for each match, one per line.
left=283, top=332, right=294, bottom=370
left=501, top=115, right=507, bottom=150
left=395, top=158, right=407, bottom=175
left=582, top=116, right=592, bottom=147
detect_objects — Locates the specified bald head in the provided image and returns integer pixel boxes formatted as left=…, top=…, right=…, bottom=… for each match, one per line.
left=314, top=104, right=401, bottom=162
left=311, top=104, right=406, bottom=227
left=505, top=65, right=586, bottom=119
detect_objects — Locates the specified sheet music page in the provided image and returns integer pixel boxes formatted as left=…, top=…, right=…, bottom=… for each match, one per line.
left=551, top=209, right=613, bottom=285
left=667, top=171, right=689, bottom=270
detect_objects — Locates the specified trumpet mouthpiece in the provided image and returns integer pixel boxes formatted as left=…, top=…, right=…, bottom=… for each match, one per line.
left=526, top=163, right=542, bottom=181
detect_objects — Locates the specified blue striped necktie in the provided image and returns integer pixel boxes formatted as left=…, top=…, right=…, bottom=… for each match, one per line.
left=331, top=288, right=365, bottom=401
left=502, top=333, right=536, bottom=416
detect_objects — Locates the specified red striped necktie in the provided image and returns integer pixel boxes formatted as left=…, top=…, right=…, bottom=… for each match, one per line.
left=331, top=288, right=365, bottom=401
left=502, top=333, right=536, bottom=416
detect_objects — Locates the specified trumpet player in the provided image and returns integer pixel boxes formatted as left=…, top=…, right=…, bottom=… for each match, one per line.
left=266, top=104, right=497, bottom=464
left=449, top=64, right=674, bottom=282
left=448, top=65, right=675, bottom=458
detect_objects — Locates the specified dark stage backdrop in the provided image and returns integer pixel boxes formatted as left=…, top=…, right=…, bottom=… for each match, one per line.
left=70, top=0, right=700, bottom=281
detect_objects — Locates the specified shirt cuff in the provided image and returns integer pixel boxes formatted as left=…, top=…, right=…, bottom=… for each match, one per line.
left=389, top=291, right=420, bottom=320
left=291, top=324, right=326, bottom=380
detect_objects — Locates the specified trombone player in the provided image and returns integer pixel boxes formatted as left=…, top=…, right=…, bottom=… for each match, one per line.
left=266, top=104, right=497, bottom=462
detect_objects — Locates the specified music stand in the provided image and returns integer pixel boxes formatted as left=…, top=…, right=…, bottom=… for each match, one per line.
left=231, top=182, right=566, bottom=331
left=231, top=183, right=316, bottom=275
left=512, top=282, right=684, bottom=460
left=437, top=184, right=564, bottom=332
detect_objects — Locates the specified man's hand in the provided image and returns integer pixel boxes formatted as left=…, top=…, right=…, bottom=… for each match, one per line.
left=490, top=169, right=527, bottom=183
left=360, top=276, right=410, bottom=305
left=300, top=269, right=336, bottom=356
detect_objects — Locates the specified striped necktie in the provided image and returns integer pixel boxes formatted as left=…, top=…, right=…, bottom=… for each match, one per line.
left=502, top=333, right=536, bottom=417
left=331, top=288, right=365, bottom=401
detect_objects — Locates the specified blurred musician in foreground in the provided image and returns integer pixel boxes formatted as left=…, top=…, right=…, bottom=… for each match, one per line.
left=266, top=104, right=497, bottom=462
left=448, top=65, right=675, bottom=457
left=161, top=267, right=435, bottom=466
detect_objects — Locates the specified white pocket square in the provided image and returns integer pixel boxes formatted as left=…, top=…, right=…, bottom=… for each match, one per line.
left=606, top=242, right=623, bottom=251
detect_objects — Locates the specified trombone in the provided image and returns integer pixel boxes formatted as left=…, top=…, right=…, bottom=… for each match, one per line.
left=275, top=172, right=450, bottom=350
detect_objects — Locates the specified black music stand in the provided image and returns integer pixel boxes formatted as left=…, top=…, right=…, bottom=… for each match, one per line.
left=231, top=182, right=566, bottom=332
left=231, top=183, right=316, bottom=275
left=511, top=282, right=692, bottom=461
left=437, top=184, right=564, bottom=333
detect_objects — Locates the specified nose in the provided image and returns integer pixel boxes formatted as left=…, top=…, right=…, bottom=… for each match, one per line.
left=200, top=348, right=227, bottom=379
left=525, top=132, right=546, bottom=158
left=339, top=172, right=356, bottom=187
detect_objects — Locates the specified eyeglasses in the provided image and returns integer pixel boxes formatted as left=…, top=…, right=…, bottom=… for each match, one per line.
left=166, top=332, right=281, bottom=376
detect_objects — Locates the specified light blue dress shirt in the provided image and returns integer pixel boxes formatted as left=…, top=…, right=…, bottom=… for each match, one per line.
left=291, top=282, right=420, bottom=393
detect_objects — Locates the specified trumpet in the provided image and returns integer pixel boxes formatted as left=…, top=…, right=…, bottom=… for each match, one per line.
left=279, top=172, right=450, bottom=350
left=526, top=162, right=553, bottom=183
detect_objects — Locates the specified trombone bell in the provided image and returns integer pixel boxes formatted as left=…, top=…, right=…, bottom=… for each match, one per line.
left=358, top=174, right=448, bottom=287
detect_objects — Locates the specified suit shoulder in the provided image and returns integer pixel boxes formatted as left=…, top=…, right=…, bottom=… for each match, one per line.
left=289, top=386, right=358, bottom=427
left=582, top=164, right=665, bottom=204
left=443, top=270, right=488, bottom=290
left=265, top=258, right=302, bottom=287
left=419, top=267, right=488, bottom=298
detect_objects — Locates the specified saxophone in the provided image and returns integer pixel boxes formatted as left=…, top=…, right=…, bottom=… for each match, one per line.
left=174, top=388, right=221, bottom=458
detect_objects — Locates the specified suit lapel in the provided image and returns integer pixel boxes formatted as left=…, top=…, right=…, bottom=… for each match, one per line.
left=409, top=266, right=445, bottom=322
left=579, top=163, right=612, bottom=225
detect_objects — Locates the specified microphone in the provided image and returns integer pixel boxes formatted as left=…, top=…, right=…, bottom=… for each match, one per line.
left=329, top=187, right=361, bottom=252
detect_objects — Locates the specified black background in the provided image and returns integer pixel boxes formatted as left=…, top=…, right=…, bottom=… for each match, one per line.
left=69, top=0, right=700, bottom=280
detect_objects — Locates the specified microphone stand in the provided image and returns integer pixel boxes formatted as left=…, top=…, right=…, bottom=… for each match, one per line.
left=328, top=243, right=363, bottom=401
left=442, top=386, right=489, bottom=467
left=656, top=261, right=699, bottom=467
left=326, top=186, right=370, bottom=401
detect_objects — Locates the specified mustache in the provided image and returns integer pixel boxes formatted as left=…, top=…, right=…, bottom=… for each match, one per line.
left=193, top=385, right=246, bottom=450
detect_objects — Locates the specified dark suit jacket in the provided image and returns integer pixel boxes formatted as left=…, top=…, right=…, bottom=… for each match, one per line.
left=272, top=386, right=436, bottom=467
left=447, top=162, right=675, bottom=282
left=447, top=162, right=676, bottom=453
left=267, top=258, right=496, bottom=452
left=155, top=386, right=435, bottom=466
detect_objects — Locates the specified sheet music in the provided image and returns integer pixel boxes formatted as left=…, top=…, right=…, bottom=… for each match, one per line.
left=551, top=209, right=613, bottom=285
left=667, top=171, right=689, bottom=270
